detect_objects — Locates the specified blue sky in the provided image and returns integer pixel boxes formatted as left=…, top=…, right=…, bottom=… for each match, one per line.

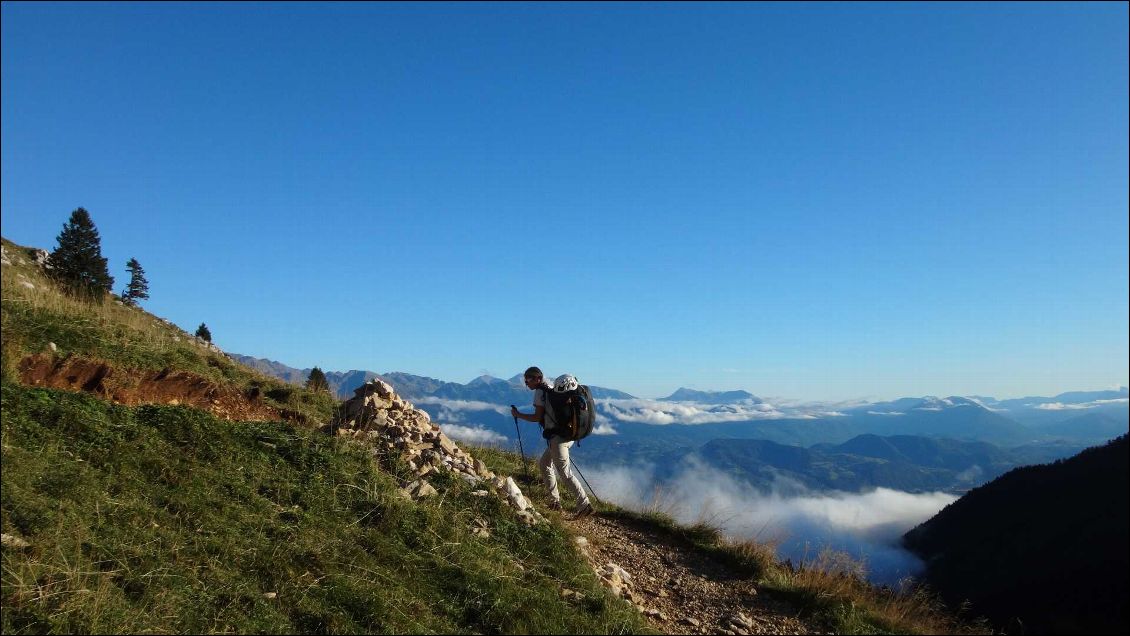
left=3, top=2, right=1127, bottom=401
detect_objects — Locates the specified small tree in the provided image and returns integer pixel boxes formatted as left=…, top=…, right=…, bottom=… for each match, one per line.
left=195, top=323, right=212, bottom=342
left=49, top=207, right=114, bottom=300
left=121, top=258, right=150, bottom=306
left=306, top=367, right=330, bottom=393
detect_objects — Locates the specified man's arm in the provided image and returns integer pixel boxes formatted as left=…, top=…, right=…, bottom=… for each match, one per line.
left=511, top=405, right=545, bottom=423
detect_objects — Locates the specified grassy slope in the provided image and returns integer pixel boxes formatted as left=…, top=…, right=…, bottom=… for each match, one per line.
left=1, top=383, right=646, bottom=634
left=2, top=235, right=977, bottom=634
left=1, top=237, right=336, bottom=424
left=1, top=237, right=649, bottom=634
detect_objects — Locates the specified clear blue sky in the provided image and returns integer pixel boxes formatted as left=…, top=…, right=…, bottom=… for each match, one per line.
left=3, top=2, right=1127, bottom=401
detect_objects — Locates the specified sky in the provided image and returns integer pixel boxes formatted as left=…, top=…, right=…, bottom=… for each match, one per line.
left=2, top=2, right=1127, bottom=401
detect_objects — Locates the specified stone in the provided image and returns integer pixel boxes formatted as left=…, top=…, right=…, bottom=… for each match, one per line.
left=573, top=536, right=589, bottom=548
left=30, top=248, right=51, bottom=267
left=470, top=490, right=490, bottom=497
left=262, top=592, right=277, bottom=600
left=504, top=477, right=527, bottom=511
left=474, top=458, right=490, bottom=477
left=1, top=533, right=30, bottom=549
left=680, top=617, right=701, bottom=627
left=47, top=342, right=57, bottom=352
left=415, top=482, right=438, bottom=497
left=728, top=612, right=755, bottom=630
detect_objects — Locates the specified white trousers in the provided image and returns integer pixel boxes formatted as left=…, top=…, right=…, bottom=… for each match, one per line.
left=538, top=436, right=590, bottom=506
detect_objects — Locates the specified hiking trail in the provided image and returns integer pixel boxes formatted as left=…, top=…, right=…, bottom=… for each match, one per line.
left=562, top=511, right=830, bottom=635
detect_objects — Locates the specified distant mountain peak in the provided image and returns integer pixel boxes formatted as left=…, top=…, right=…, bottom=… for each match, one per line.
left=662, top=388, right=761, bottom=404
left=467, top=374, right=507, bottom=387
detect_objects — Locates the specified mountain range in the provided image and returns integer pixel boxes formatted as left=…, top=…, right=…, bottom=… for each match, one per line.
left=232, top=353, right=1127, bottom=494
left=904, top=434, right=1129, bottom=634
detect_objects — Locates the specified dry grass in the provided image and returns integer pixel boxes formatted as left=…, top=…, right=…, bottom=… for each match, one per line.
left=1, top=240, right=196, bottom=359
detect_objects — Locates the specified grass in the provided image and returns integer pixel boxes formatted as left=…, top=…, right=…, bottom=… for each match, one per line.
left=594, top=499, right=987, bottom=635
left=1, top=237, right=337, bottom=424
left=2, top=235, right=979, bottom=634
left=466, top=443, right=980, bottom=634
left=1, top=382, right=652, bottom=634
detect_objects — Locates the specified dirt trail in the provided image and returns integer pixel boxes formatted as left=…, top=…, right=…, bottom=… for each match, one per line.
left=564, top=511, right=829, bottom=635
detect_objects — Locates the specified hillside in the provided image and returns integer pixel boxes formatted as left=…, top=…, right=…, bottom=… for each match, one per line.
left=2, top=235, right=977, bottom=634
left=903, top=435, right=1129, bottom=634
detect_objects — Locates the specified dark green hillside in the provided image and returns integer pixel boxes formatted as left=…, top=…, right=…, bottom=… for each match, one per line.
left=903, top=435, right=1129, bottom=634
left=0, top=382, right=646, bottom=634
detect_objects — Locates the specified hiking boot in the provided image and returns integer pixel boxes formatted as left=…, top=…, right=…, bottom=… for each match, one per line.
left=575, top=501, right=595, bottom=517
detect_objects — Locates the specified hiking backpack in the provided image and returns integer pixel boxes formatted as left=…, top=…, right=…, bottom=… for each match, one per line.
left=543, top=383, right=596, bottom=443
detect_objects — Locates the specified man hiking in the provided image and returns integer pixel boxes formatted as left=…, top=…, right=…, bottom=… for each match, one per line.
left=511, top=366, right=594, bottom=515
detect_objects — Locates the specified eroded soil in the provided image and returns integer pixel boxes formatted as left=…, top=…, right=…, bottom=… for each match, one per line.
left=17, top=354, right=280, bottom=422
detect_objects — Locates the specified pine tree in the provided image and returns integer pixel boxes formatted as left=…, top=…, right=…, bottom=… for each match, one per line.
left=49, top=207, right=114, bottom=300
left=195, top=323, right=212, bottom=343
left=121, top=258, right=150, bottom=306
left=306, top=367, right=330, bottom=393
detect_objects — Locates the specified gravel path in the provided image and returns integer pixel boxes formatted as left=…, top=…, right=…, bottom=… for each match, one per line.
left=564, top=512, right=830, bottom=635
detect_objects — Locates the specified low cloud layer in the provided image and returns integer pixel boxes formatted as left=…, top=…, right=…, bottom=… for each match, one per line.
left=585, top=458, right=957, bottom=586
left=440, top=424, right=508, bottom=445
left=1035, top=397, right=1129, bottom=411
left=596, top=398, right=848, bottom=426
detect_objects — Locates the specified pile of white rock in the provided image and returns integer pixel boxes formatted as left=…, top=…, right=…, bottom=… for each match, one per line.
left=330, top=379, right=546, bottom=526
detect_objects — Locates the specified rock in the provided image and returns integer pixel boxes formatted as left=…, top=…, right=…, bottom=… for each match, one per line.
left=1, top=533, right=31, bottom=549
left=473, top=458, right=490, bottom=477
left=470, top=490, right=490, bottom=497
left=415, top=482, right=438, bottom=498
left=573, top=536, right=589, bottom=548
left=643, top=608, right=666, bottom=620
left=262, top=592, right=277, bottom=600
left=602, top=563, right=633, bottom=586
left=47, top=342, right=57, bottom=352
left=19, top=281, right=35, bottom=290
left=680, top=616, right=701, bottom=627
left=29, top=248, right=51, bottom=268
left=504, top=477, right=527, bottom=511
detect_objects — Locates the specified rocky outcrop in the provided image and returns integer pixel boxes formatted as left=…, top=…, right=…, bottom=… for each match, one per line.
left=329, top=379, right=546, bottom=525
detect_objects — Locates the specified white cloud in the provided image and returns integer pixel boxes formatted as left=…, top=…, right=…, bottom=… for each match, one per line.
left=867, top=411, right=905, bottom=416
left=440, top=424, right=508, bottom=445
left=593, top=421, right=618, bottom=435
left=414, top=396, right=511, bottom=415
left=598, top=398, right=786, bottom=425
left=1035, top=402, right=1088, bottom=411
left=1033, top=397, right=1127, bottom=411
left=584, top=458, right=957, bottom=586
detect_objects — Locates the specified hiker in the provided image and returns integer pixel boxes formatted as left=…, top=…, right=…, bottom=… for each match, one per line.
left=511, top=367, right=594, bottom=515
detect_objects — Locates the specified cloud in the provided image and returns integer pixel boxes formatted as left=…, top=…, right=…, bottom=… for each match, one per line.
left=867, top=411, right=905, bottom=416
left=440, top=424, right=508, bottom=445
left=414, top=396, right=511, bottom=415
left=584, top=458, right=957, bottom=586
left=593, top=421, right=618, bottom=435
left=598, top=398, right=785, bottom=425
left=1033, top=397, right=1127, bottom=411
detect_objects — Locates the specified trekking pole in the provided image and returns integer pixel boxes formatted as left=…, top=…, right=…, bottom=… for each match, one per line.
left=510, top=406, right=530, bottom=482
left=570, top=457, right=602, bottom=506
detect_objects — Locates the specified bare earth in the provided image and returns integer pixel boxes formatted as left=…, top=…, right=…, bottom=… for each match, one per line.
left=564, top=512, right=831, bottom=635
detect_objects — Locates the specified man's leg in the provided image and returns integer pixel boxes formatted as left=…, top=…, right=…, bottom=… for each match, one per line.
left=538, top=446, right=561, bottom=505
left=551, top=439, right=591, bottom=508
